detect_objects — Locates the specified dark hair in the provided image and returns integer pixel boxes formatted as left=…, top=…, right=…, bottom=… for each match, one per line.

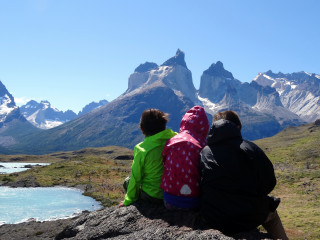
left=213, top=110, right=242, bottom=130
left=139, top=109, right=169, bottom=136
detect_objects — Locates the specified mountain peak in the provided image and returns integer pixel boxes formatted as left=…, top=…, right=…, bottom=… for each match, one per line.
left=161, top=49, right=187, bottom=68
left=134, top=62, right=158, bottom=73
left=203, top=61, right=234, bottom=79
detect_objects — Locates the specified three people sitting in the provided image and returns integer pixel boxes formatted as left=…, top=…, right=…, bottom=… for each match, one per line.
left=119, top=107, right=288, bottom=240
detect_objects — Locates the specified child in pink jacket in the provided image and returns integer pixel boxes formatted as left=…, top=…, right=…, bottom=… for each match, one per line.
left=161, top=105, right=209, bottom=209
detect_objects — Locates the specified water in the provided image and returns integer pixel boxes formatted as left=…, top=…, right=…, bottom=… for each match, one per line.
left=0, top=162, right=50, bottom=174
left=0, top=186, right=102, bottom=225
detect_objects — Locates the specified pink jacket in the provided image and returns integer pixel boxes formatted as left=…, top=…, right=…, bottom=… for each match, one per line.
left=161, top=105, right=209, bottom=197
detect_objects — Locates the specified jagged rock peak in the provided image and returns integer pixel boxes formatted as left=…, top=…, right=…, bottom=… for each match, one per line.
left=203, top=61, right=234, bottom=79
left=0, top=81, right=17, bottom=112
left=263, top=70, right=318, bottom=82
left=25, top=100, right=38, bottom=105
left=0, top=81, right=10, bottom=97
left=134, top=62, right=158, bottom=73
left=161, top=48, right=187, bottom=68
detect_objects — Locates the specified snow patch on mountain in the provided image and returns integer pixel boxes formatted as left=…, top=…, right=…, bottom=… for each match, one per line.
left=254, top=71, right=320, bottom=122
left=0, top=95, right=17, bottom=120
left=197, top=95, right=218, bottom=115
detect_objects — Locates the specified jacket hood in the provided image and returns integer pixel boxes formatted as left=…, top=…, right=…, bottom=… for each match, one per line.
left=179, top=105, right=209, bottom=144
left=207, top=119, right=242, bottom=145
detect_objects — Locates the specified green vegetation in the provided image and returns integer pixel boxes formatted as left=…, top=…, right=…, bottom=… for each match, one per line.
left=255, top=122, right=320, bottom=240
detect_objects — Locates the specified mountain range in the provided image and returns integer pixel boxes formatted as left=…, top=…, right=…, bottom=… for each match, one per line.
left=19, top=99, right=108, bottom=129
left=0, top=49, right=319, bottom=154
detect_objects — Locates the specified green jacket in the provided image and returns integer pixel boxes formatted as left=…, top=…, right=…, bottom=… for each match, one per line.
left=123, top=128, right=177, bottom=206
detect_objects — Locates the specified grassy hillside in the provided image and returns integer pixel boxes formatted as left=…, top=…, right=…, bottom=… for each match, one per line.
left=255, top=122, right=320, bottom=240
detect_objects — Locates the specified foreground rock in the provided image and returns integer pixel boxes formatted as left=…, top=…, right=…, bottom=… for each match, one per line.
left=0, top=202, right=272, bottom=240
left=0, top=217, right=77, bottom=240
left=56, top=202, right=271, bottom=240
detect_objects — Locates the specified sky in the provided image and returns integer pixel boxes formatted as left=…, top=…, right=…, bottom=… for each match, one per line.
left=0, top=0, right=319, bottom=113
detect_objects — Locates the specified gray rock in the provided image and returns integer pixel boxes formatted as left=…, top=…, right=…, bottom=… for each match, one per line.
left=0, top=217, right=77, bottom=240
left=3, top=175, right=40, bottom=187
left=55, top=202, right=271, bottom=240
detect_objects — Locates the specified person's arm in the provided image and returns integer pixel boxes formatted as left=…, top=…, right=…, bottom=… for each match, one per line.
left=257, top=147, right=276, bottom=195
left=122, top=149, right=144, bottom=206
left=241, top=141, right=276, bottom=195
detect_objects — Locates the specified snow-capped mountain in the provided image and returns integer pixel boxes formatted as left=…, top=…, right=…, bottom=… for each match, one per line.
left=197, top=62, right=304, bottom=139
left=0, top=81, right=19, bottom=126
left=254, top=71, right=320, bottom=122
left=78, top=100, right=108, bottom=116
left=0, top=81, right=39, bottom=149
left=125, top=49, right=199, bottom=104
left=20, top=100, right=77, bottom=129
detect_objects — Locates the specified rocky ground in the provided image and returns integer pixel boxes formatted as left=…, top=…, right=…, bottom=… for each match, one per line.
left=0, top=217, right=77, bottom=240
left=0, top=202, right=272, bottom=240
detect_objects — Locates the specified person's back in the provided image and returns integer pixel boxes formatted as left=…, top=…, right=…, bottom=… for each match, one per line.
left=135, top=129, right=176, bottom=199
left=161, top=106, right=209, bottom=209
left=200, top=110, right=288, bottom=240
left=119, top=109, right=176, bottom=207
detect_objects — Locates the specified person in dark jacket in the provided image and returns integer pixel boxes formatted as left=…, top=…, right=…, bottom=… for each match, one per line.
left=200, top=110, right=288, bottom=240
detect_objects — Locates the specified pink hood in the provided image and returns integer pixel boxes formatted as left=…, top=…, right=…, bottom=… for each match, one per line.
left=178, top=105, right=209, bottom=147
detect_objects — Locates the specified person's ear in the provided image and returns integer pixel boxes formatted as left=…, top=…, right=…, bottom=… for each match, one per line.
left=140, top=127, right=145, bottom=135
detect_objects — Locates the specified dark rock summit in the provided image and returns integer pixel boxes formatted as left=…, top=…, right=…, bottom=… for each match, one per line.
left=134, top=62, right=158, bottom=73
left=161, top=49, right=188, bottom=68
left=203, top=61, right=234, bottom=79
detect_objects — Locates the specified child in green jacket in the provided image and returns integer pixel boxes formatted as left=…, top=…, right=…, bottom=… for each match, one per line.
left=118, top=109, right=176, bottom=207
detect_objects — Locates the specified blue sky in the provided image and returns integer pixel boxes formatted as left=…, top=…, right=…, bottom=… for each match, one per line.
left=0, top=0, right=319, bottom=113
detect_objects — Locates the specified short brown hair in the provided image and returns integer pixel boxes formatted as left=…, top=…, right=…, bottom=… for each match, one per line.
left=213, top=110, right=242, bottom=130
left=139, top=109, right=169, bottom=136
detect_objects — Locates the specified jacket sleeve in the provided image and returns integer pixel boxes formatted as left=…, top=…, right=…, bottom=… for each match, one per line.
left=242, top=141, right=276, bottom=195
left=256, top=147, right=277, bottom=195
left=123, top=148, right=144, bottom=206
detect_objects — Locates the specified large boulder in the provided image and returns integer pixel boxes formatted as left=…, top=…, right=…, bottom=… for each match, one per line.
left=55, top=202, right=271, bottom=240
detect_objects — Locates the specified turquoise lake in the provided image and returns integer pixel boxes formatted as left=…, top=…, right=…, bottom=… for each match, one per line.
left=0, top=186, right=101, bottom=225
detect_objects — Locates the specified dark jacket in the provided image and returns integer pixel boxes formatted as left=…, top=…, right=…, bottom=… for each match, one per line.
left=199, top=119, right=278, bottom=233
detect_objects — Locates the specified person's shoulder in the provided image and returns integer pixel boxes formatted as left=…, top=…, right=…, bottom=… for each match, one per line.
left=134, top=142, right=147, bottom=155
left=241, top=139, right=264, bottom=154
